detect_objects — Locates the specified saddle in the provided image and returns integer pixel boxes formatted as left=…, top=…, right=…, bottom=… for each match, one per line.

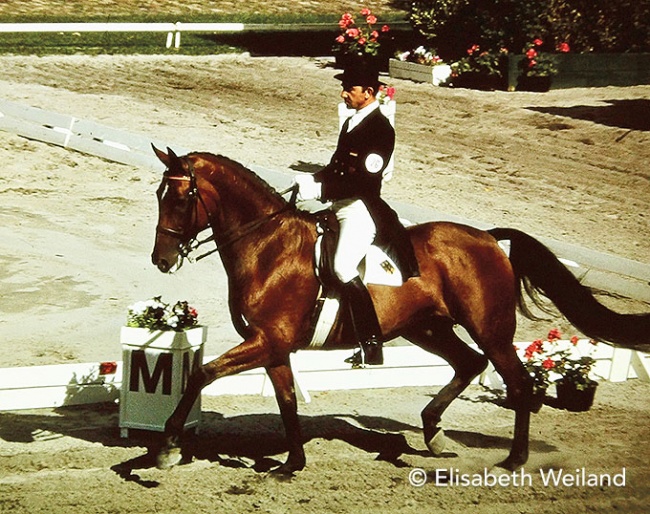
left=313, top=210, right=404, bottom=289
left=307, top=210, right=404, bottom=348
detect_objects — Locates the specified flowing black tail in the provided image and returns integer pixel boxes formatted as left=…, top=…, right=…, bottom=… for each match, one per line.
left=489, top=227, right=650, bottom=351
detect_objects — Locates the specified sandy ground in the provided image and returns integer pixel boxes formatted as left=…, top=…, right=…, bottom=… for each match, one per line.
left=0, top=54, right=649, bottom=512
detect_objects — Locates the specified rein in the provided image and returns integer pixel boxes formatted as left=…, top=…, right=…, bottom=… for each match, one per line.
left=158, top=157, right=298, bottom=263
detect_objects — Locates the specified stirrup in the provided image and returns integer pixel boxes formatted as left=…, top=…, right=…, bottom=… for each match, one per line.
left=344, top=341, right=384, bottom=367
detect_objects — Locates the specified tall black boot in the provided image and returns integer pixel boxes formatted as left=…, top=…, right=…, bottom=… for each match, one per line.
left=342, top=276, right=384, bottom=366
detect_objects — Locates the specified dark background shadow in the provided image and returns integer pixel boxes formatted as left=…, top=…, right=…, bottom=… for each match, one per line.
left=528, top=99, right=650, bottom=132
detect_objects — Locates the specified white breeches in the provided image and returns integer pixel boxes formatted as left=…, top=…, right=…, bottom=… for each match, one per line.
left=332, top=198, right=377, bottom=283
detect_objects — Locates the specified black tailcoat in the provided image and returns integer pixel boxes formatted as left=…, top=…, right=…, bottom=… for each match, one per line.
left=315, top=107, right=419, bottom=280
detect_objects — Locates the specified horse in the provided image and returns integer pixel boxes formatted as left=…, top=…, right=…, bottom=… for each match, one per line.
left=150, top=146, right=650, bottom=475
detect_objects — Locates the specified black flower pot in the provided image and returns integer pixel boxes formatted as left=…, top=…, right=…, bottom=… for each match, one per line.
left=517, top=75, right=552, bottom=92
left=555, top=380, right=597, bottom=412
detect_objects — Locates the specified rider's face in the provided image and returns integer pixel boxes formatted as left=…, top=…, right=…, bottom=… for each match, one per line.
left=340, top=85, right=374, bottom=110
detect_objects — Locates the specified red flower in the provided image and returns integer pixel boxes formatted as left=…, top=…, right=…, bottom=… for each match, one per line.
left=542, top=358, right=555, bottom=370
left=526, top=48, right=538, bottom=59
left=366, top=15, right=377, bottom=25
left=370, top=30, right=379, bottom=41
left=557, top=42, right=570, bottom=53
left=533, top=38, right=543, bottom=47
left=361, top=8, right=371, bottom=16
left=525, top=339, right=544, bottom=359
left=358, top=37, right=366, bottom=45
left=570, top=335, right=580, bottom=345
left=467, top=44, right=480, bottom=55
left=547, top=328, right=562, bottom=341
left=381, top=25, right=390, bottom=32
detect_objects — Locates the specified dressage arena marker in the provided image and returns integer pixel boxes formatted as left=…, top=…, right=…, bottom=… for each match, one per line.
left=0, top=99, right=649, bottom=412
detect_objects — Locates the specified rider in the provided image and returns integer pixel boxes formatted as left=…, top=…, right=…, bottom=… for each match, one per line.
left=295, top=60, right=419, bottom=366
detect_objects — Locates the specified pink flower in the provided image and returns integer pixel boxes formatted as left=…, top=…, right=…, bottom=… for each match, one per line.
left=526, top=48, right=538, bottom=59
left=528, top=59, right=537, bottom=68
left=533, top=38, right=544, bottom=47
left=346, top=28, right=360, bottom=38
left=366, top=15, right=377, bottom=25
left=335, top=35, right=345, bottom=43
left=386, top=86, right=395, bottom=99
left=358, top=38, right=366, bottom=45
left=467, top=44, right=480, bottom=55
left=370, top=30, right=379, bottom=41
left=381, top=25, right=390, bottom=32
left=339, top=12, right=354, bottom=29
left=557, top=42, right=570, bottom=53
left=361, top=8, right=371, bottom=16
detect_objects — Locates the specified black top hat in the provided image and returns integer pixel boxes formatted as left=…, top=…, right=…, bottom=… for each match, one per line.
left=334, top=59, right=383, bottom=89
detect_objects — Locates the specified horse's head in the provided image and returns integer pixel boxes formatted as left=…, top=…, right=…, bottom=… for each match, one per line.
left=151, top=145, right=210, bottom=273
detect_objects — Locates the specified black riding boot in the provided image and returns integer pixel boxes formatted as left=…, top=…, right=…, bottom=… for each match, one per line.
left=342, top=276, right=384, bottom=366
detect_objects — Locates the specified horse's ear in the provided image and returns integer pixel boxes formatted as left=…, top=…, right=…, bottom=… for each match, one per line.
left=152, top=144, right=170, bottom=167
left=166, top=147, right=186, bottom=175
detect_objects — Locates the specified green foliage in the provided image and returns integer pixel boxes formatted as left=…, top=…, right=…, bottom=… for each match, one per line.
left=409, top=0, right=649, bottom=60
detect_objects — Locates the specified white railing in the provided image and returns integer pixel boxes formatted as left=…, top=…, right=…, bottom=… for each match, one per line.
left=0, top=22, right=245, bottom=48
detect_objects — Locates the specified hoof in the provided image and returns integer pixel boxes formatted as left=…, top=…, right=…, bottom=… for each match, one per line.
left=495, top=455, right=526, bottom=472
left=156, top=446, right=182, bottom=470
left=426, top=428, right=447, bottom=456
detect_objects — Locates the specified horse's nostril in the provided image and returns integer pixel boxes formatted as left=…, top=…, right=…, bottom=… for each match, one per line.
left=157, top=259, right=170, bottom=272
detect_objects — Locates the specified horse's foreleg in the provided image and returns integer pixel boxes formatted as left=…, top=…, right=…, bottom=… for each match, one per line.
left=402, top=318, right=488, bottom=456
left=266, top=362, right=306, bottom=475
left=157, top=335, right=272, bottom=470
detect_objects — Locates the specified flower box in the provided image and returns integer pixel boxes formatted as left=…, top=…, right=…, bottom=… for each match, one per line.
left=119, top=326, right=206, bottom=437
left=507, top=53, right=650, bottom=91
left=388, top=58, right=452, bottom=86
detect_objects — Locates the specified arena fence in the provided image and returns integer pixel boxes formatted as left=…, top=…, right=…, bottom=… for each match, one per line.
left=0, top=342, right=648, bottom=411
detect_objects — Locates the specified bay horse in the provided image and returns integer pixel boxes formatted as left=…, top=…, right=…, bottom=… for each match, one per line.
left=150, top=146, right=650, bottom=475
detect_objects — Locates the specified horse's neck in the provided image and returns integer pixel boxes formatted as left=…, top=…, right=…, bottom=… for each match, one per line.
left=204, top=155, right=286, bottom=232
left=197, top=155, right=287, bottom=252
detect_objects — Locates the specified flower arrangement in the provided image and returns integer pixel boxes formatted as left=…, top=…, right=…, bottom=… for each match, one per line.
left=452, top=44, right=509, bottom=78
left=395, top=46, right=445, bottom=66
left=376, top=84, right=395, bottom=105
left=518, top=38, right=570, bottom=78
left=520, top=328, right=598, bottom=393
left=126, top=296, right=198, bottom=332
left=333, top=8, right=390, bottom=58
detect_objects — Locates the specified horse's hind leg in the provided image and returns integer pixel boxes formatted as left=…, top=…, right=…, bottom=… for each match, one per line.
left=402, top=318, right=488, bottom=455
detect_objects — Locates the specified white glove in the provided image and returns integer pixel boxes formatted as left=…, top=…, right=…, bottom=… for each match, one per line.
left=293, top=173, right=322, bottom=201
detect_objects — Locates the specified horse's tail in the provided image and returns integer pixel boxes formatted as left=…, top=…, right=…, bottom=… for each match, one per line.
left=488, top=227, right=650, bottom=351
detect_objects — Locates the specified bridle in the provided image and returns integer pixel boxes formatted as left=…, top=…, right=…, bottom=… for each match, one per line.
left=156, top=157, right=298, bottom=264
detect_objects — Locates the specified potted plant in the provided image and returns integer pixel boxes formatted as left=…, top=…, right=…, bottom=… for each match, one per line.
left=332, top=8, right=391, bottom=68
left=516, top=38, right=570, bottom=92
left=519, top=328, right=599, bottom=412
left=120, top=296, right=205, bottom=437
left=390, top=46, right=452, bottom=86
left=126, top=296, right=199, bottom=332
left=451, top=44, right=509, bottom=90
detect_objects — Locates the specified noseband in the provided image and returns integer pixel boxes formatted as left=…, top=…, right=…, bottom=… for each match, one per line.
left=156, top=157, right=298, bottom=263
